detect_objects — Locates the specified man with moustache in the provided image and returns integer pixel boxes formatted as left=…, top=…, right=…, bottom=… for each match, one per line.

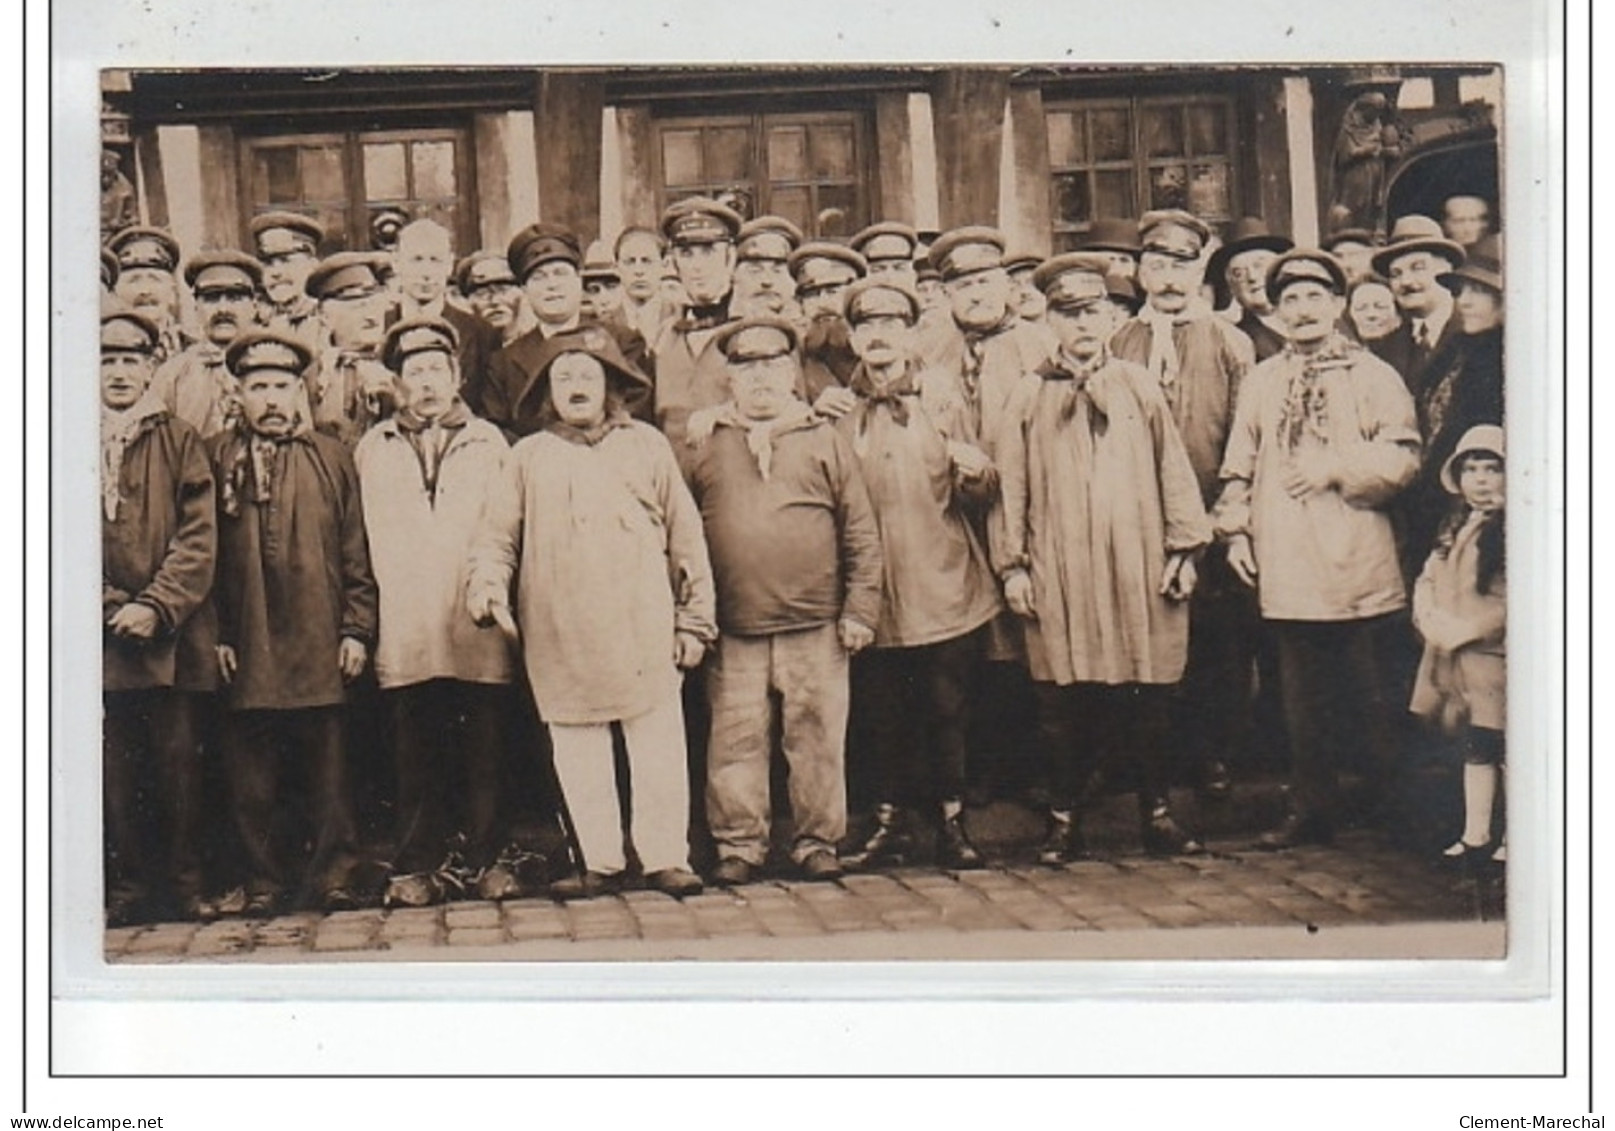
left=1368, top=214, right=1468, bottom=400
left=151, top=250, right=266, bottom=439
left=1214, top=250, right=1418, bottom=849
left=100, top=307, right=218, bottom=925
left=210, top=331, right=378, bottom=913
left=788, top=241, right=867, bottom=415
left=455, top=250, right=535, bottom=348
left=106, top=226, right=191, bottom=361
left=483, top=222, right=649, bottom=440
left=1110, top=210, right=1256, bottom=799
left=850, top=221, right=921, bottom=287
left=250, top=211, right=326, bottom=350
left=615, top=225, right=676, bottom=346
left=647, top=198, right=745, bottom=455
left=303, top=251, right=397, bottom=448
left=729, top=216, right=802, bottom=320
left=580, top=239, right=630, bottom=328
left=1206, top=217, right=1293, bottom=362
left=390, top=219, right=501, bottom=416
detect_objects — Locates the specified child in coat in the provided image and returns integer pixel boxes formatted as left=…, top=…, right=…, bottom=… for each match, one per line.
left=1410, top=424, right=1506, bottom=866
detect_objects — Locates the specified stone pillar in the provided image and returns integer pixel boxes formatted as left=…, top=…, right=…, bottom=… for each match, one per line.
left=531, top=71, right=606, bottom=241
left=930, top=69, right=1010, bottom=231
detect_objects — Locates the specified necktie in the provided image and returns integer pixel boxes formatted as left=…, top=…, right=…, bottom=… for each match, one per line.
left=1415, top=321, right=1432, bottom=352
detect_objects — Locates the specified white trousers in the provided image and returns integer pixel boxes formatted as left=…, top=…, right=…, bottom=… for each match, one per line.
left=547, top=690, right=692, bottom=876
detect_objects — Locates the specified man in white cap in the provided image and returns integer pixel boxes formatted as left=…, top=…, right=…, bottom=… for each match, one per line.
left=1214, top=249, right=1419, bottom=849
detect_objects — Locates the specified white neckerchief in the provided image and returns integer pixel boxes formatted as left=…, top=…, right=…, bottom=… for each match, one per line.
left=1139, top=296, right=1211, bottom=392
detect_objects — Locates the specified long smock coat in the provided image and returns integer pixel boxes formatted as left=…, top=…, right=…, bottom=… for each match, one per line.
left=1409, top=510, right=1505, bottom=732
left=834, top=366, right=1002, bottom=649
left=465, top=418, right=717, bottom=727
left=209, top=428, right=379, bottom=710
left=102, top=403, right=218, bottom=692
left=991, top=355, right=1212, bottom=686
left=353, top=413, right=514, bottom=690
left=1213, top=336, right=1420, bottom=622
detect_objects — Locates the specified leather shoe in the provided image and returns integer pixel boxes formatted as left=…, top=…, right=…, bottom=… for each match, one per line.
left=1037, top=813, right=1085, bottom=866
left=710, top=857, right=754, bottom=887
left=243, top=888, right=280, bottom=917
left=1141, top=806, right=1206, bottom=856
left=179, top=893, right=219, bottom=923
left=799, top=849, right=843, bottom=881
left=1255, top=812, right=1333, bottom=851
left=937, top=814, right=985, bottom=869
left=647, top=868, right=704, bottom=897
left=322, top=886, right=360, bottom=912
left=847, top=805, right=911, bottom=868
left=549, top=870, right=621, bottom=901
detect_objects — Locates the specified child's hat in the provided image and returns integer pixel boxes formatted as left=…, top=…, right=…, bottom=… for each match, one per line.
left=1440, top=423, right=1505, bottom=494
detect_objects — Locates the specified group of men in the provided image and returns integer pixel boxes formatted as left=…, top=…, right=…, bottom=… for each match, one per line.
left=100, top=186, right=1505, bottom=923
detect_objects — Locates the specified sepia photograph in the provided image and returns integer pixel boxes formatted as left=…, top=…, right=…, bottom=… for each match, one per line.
left=88, top=59, right=1516, bottom=968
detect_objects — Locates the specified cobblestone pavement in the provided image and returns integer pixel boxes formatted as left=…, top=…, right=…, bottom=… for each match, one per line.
left=105, top=824, right=1506, bottom=964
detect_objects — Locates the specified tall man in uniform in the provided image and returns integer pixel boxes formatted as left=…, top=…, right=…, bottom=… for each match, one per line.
left=1110, top=210, right=1257, bottom=797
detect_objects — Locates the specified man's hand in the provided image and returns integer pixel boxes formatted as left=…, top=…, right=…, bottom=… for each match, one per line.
left=467, top=589, right=501, bottom=628
left=1160, top=553, right=1198, bottom=602
left=838, top=618, right=875, bottom=655
left=946, top=440, right=992, bottom=481
left=673, top=631, right=707, bottom=670
left=338, top=637, right=368, bottom=682
left=1003, top=570, right=1036, bottom=618
left=1281, top=450, right=1339, bottom=499
left=812, top=386, right=858, bottom=420
left=1225, top=534, right=1259, bottom=588
left=216, top=644, right=238, bottom=685
left=106, top=602, right=161, bottom=640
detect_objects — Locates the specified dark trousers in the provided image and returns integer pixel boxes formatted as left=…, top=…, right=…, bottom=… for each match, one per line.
left=967, top=658, right=1040, bottom=800
left=1033, top=681, right=1175, bottom=814
left=1178, top=545, right=1262, bottom=775
left=855, top=631, right=978, bottom=809
left=386, top=679, right=507, bottom=873
left=223, top=705, right=357, bottom=905
left=1271, top=615, right=1398, bottom=830
left=103, top=689, right=203, bottom=910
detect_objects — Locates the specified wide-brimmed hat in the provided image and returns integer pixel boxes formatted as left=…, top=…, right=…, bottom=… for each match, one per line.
left=1370, top=214, right=1466, bottom=278
left=1206, top=216, right=1293, bottom=306
left=1438, top=234, right=1502, bottom=295
left=1440, top=423, right=1505, bottom=494
left=528, top=324, right=651, bottom=401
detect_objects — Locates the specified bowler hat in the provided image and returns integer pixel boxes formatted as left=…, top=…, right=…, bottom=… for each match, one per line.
left=1206, top=217, right=1293, bottom=299
left=1077, top=217, right=1142, bottom=257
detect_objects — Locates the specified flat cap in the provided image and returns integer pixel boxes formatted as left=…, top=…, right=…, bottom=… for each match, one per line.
left=928, top=226, right=1007, bottom=281
left=841, top=277, right=921, bottom=325
left=382, top=316, right=461, bottom=373
left=1138, top=210, right=1212, bottom=260
left=100, top=306, right=162, bottom=354
left=250, top=211, right=325, bottom=256
left=183, top=249, right=264, bottom=292
left=1265, top=248, right=1349, bottom=305
left=714, top=315, right=801, bottom=361
left=736, top=216, right=805, bottom=262
left=453, top=250, right=518, bottom=294
left=507, top=223, right=583, bottom=281
left=306, top=251, right=391, bottom=300
left=224, top=330, right=314, bottom=379
left=107, top=226, right=181, bottom=273
left=660, top=197, right=744, bottom=246
left=849, top=221, right=919, bottom=264
left=788, top=242, right=868, bottom=289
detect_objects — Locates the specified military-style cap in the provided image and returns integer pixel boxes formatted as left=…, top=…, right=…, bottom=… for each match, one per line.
left=100, top=306, right=162, bottom=354
left=454, top=250, right=519, bottom=294
left=224, top=330, right=315, bottom=379
left=1264, top=248, right=1349, bottom=305
left=714, top=315, right=801, bottom=361
left=529, top=323, right=651, bottom=399
left=306, top=251, right=390, bottom=301
left=841, top=277, right=921, bottom=325
left=371, top=208, right=409, bottom=247
left=1438, top=234, right=1502, bottom=295
left=580, top=239, right=621, bottom=282
left=382, top=316, right=461, bottom=374
left=1138, top=210, right=1212, bottom=261
left=849, top=221, right=919, bottom=265
left=1321, top=227, right=1377, bottom=253
left=736, top=216, right=804, bottom=263
left=1078, top=217, right=1143, bottom=257
left=660, top=197, right=744, bottom=247
left=100, top=246, right=120, bottom=291
left=507, top=223, right=583, bottom=282
left=928, top=226, right=1007, bottom=281
left=108, top=226, right=181, bottom=273
left=1031, top=253, right=1114, bottom=312
left=183, top=249, right=264, bottom=293
left=250, top=211, right=325, bottom=257
left=914, top=256, right=941, bottom=284
left=1370, top=214, right=1467, bottom=278
left=788, top=242, right=868, bottom=289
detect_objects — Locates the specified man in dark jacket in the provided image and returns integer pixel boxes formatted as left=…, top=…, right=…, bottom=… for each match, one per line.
left=210, top=331, right=378, bottom=914
left=101, top=307, right=218, bottom=925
